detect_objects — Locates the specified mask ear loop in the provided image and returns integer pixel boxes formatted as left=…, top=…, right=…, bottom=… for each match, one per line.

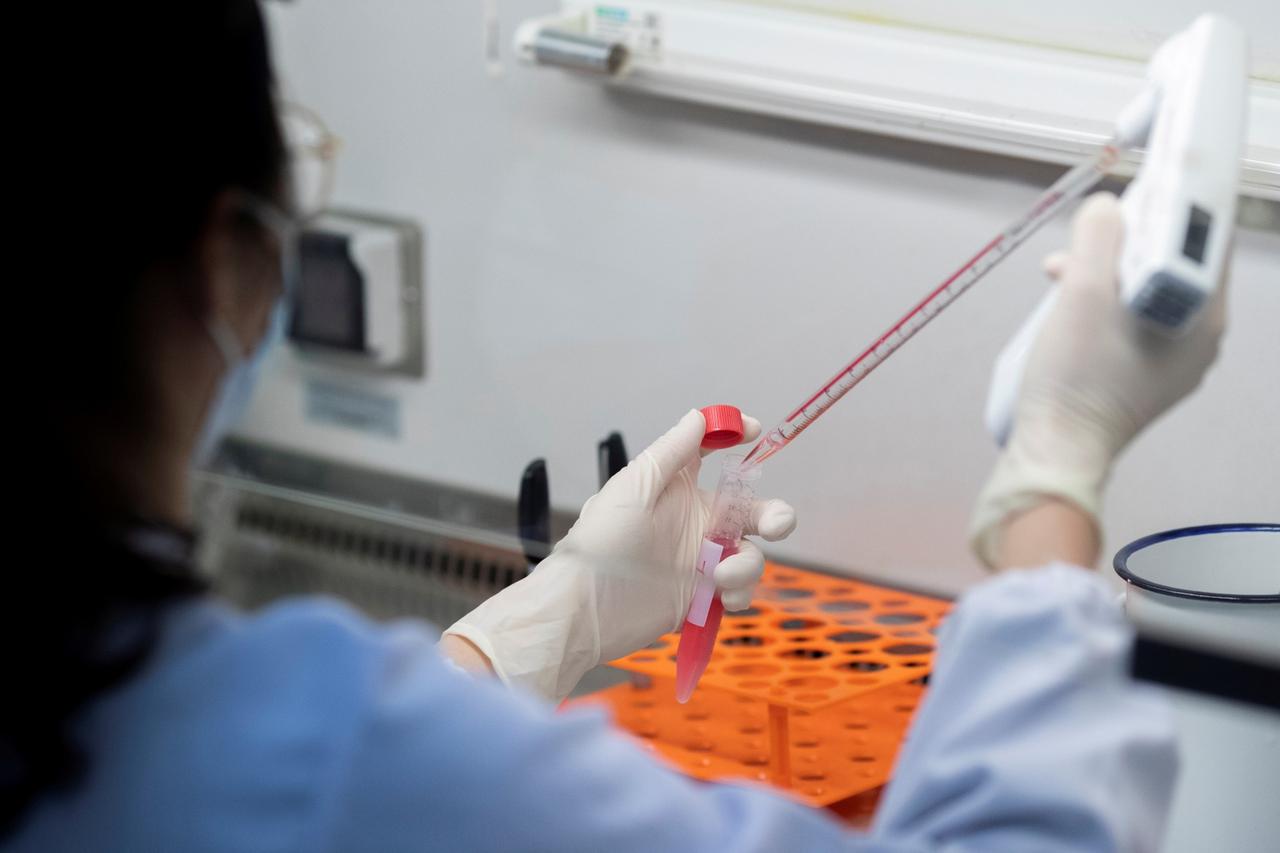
left=202, top=194, right=280, bottom=371
left=224, top=191, right=301, bottom=351
left=205, top=318, right=244, bottom=370
left=238, top=194, right=300, bottom=303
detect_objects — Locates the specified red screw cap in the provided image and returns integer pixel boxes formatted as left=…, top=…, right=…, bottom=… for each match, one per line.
left=700, top=405, right=744, bottom=450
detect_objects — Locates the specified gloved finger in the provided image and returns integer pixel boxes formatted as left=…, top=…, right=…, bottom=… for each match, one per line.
left=721, top=584, right=759, bottom=612
left=639, top=409, right=706, bottom=490
left=1064, top=192, right=1124, bottom=295
left=743, top=498, right=797, bottom=541
left=699, top=414, right=762, bottom=459
left=714, top=540, right=765, bottom=594
left=1041, top=250, right=1069, bottom=281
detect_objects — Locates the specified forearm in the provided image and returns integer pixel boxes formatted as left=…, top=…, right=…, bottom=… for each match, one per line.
left=991, top=497, right=1100, bottom=571
left=873, top=565, right=1179, bottom=852
left=438, top=634, right=495, bottom=675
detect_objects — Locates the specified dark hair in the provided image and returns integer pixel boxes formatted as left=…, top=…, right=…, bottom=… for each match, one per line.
left=5, top=0, right=286, bottom=832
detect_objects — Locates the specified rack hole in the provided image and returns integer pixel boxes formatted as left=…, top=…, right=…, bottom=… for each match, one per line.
left=875, top=612, right=926, bottom=625
left=829, top=631, right=879, bottom=644
left=839, top=660, right=887, bottom=672
left=778, top=618, right=823, bottom=631
left=799, top=773, right=826, bottom=781
left=764, top=587, right=815, bottom=600
left=885, top=643, right=934, bottom=655
left=819, top=600, right=870, bottom=612
left=743, top=755, right=768, bottom=766
left=851, top=755, right=875, bottom=763
left=725, top=663, right=782, bottom=677
left=783, top=676, right=838, bottom=690
left=778, top=648, right=829, bottom=660
left=726, top=607, right=761, bottom=617
left=723, top=635, right=767, bottom=647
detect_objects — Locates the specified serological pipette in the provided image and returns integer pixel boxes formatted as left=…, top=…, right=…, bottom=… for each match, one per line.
left=674, top=137, right=1129, bottom=703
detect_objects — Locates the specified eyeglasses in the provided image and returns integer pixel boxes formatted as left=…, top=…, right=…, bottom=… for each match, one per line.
left=282, top=101, right=340, bottom=218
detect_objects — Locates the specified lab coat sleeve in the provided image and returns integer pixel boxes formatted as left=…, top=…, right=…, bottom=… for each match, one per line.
left=324, top=620, right=893, bottom=853
left=871, top=563, right=1179, bottom=853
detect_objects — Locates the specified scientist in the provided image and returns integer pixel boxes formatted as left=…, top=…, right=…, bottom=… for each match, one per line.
left=8, top=1, right=1226, bottom=850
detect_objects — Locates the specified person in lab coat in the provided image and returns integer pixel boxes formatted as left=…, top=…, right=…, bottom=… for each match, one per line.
left=7, top=2, right=1227, bottom=851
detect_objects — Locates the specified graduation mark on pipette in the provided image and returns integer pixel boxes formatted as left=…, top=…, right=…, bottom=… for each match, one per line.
left=743, top=142, right=1123, bottom=469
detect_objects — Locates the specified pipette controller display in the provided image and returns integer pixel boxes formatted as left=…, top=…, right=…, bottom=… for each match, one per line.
left=742, top=141, right=1123, bottom=468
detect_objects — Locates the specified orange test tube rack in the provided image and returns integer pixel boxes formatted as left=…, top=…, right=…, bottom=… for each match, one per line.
left=566, top=563, right=951, bottom=813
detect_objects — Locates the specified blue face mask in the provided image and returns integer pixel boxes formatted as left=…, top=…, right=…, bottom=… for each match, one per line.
left=192, top=298, right=289, bottom=467
left=192, top=195, right=299, bottom=468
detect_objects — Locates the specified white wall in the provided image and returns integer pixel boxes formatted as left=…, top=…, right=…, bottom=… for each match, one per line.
left=244, top=0, right=1280, bottom=596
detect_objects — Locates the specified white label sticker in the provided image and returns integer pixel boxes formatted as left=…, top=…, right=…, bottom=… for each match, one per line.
left=687, top=539, right=724, bottom=626
left=696, top=539, right=724, bottom=576
left=590, top=5, right=663, bottom=57
left=305, top=381, right=400, bottom=438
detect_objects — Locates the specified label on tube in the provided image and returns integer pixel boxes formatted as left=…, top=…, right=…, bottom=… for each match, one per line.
left=687, top=540, right=724, bottom=625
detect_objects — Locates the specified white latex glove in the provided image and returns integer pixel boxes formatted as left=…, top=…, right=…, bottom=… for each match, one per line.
left=444, top=409, right=797, bottom=702
left=971, top=193, right=1227, bottom=567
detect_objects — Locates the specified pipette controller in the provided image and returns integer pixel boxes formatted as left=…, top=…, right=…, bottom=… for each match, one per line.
left=985, top=14, right=1248, bottom=444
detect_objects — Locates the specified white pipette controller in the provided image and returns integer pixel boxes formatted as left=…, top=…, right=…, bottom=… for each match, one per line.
left=985, top=14, right=1249, bottom=446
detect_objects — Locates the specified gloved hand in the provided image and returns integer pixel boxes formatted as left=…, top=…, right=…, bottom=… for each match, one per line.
left=444, top=409, right=797, bottom=702
left=971, top=193, right=1227, bottom=567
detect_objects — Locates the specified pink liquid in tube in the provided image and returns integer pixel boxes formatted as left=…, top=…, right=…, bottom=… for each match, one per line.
left=675, top=458, right=760, bottom=703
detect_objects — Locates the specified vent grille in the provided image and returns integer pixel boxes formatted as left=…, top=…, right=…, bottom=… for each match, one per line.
left=195, top=476, right=530, bottom=628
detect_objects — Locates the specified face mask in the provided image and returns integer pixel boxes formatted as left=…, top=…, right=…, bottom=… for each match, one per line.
left=192, top=298, right=289, bottom=467
left=191, top=195, right=300, bottom=468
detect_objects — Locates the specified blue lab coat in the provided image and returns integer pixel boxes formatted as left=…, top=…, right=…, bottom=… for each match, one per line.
left=7, top=565, right=1176, bottom=852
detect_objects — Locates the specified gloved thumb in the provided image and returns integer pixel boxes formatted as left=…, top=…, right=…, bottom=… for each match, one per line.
left=1065, top=192, right=1124, bottom=295
left=640, top=409, right=706, bottom=492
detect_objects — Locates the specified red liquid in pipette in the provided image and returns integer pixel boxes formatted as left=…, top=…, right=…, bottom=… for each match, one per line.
left=675, top=537, right=736, bottom=702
